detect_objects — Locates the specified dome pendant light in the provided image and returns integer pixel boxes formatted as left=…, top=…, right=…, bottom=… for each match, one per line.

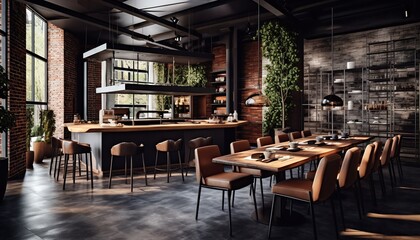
left=321, top=8, right=343, bottom=110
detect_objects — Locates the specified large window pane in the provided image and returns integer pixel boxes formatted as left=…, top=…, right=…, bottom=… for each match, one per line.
left=34, top=58, right=46, bottom=102
left=26, top=9, right=32, bottom=51
left=26, top=55, right=32, bottom=101
left=34, top=15, right=46, bottom=58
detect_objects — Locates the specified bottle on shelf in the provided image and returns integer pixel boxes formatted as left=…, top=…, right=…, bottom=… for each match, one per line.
left=233, top=110, right=238, bottom=121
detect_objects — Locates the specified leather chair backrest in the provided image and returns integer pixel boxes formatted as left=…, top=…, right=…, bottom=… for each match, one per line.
left=338, top=147, right=361, bottom=189
left=312, top=154, right=342, bottom=202
left=371, top=141, right=383, bottom=172
left=51, top=137, right=62, bottom=149
left=195, top=145, right=224, bottom=184
left=111, top=142, right=138, bottom=156
left=301, top=130, right=312, bottom=137
left=257, top=136, right=273, bottom=148
left=230, top=140, right=250, bottom=154
left=396, top=135, right=402, bottom=156
left=62, top=140, right=90, bottom=155
left=156, top=138, right=182, bottom=152
left=380, top=138, right=393, bottom=166
left=290, top=131, right=302, bottom=141
left=390, top=136, right=398, bottom=158
left=275, top=133, right=290, bottom=144
left=359, top=143, right=375, bottom=179
left=188, top=137, right=213, bottom=149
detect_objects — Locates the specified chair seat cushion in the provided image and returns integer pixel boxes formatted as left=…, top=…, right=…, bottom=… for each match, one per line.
left=272, top=179, right=312, bottom=201
left=239, top=167, right=272, bottom=178
left=205, top=172, right=253, bottom=190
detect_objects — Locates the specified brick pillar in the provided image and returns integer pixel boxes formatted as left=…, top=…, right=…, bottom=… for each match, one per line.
left=8, top=1, right=27, bottom=178
left=86, top=59, right=101, bottom=121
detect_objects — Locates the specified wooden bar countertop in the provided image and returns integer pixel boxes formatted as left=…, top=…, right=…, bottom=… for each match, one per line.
left=66, top=120, right=247, bottom=133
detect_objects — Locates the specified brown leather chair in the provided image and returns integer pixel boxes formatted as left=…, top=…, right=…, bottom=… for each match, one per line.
left=289, top=131, right=302, bottom=141
left=257, top=136, right=273, bottom=147
left=108, top=142, right=147, bottom=192
left=336, top=147, right=362, bottom=227
left=186, top=137, right=212, bottom=176
left=195, top=145, right=258, bottom=237
left=154, top=138, right=184, bottom=183
left=358, top=143, right=376, bottom=210
left=301, top=129, right=312, bottom=138
left=230, top=140, right=272, bottom=207
left=394, top=135, right=403, bottom=180
left=389, top=135, right=399, bottom=182
left=61, top=140, right=94, bottom=190
left=370, top=141, right=385, bottom=195
left=380, top=138, right=394, bottom=189
left=274, top=133, right=289, bottom=144
left=268, top=154, right=342, bottom=240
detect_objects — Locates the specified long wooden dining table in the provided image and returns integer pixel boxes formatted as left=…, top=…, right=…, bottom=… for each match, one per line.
left=212, top=135, right=375, bottom=224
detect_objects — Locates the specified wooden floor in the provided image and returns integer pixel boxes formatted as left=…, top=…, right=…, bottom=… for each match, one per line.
left=1, top=160, right=420, bottom=240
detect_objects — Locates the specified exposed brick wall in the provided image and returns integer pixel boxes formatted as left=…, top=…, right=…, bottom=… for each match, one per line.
left=48, top=23, right=65, bottom=138
left=48, top=23, right=83, bottom=139
left=63, top=30, right=81, bottom=129
left=86, top=59, right=101, bottom=121
left=237, top=40, right=263, bottom=144
left=8, top=1, right=26, bottom=178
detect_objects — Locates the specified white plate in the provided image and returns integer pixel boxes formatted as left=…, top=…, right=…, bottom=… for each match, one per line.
left=334, top=78, right=344, bottom=83
left=349, top=90, right=362, bottom=93
left=347, top=121, right=355, bottom=124
left=355, top=122, right=363, bottom=124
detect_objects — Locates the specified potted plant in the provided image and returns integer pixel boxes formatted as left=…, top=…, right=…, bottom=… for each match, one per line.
left=26, top=107, right=34, bottom=169
left=259, top=21, right=300, bottom=135
left=33, top=109, right=56, bottom=163
left=0, top=65, right=16, bottom=201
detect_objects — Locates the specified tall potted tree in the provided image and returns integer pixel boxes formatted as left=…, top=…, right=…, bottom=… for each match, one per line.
left=0, top=65, right=16, bottom=201
left=33, top=109, right=55, bottom=163
left=259, top=21, right=300, bottom=135
left=26, top=107, right=34, bottom=169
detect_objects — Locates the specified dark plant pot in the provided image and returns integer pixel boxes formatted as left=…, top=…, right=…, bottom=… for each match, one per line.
left=0, top=157, right=8, bottom=201
left=26, top=151, right=34, bottom=169
left=33, top=141, right=45, bottom=163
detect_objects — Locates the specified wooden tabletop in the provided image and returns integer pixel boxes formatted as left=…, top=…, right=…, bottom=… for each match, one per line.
left=212, top=135, right=374, bottom=173
left=65, top=120, right=247, bottom=133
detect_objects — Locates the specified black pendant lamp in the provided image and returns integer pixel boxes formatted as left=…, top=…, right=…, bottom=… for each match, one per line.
left=321, top=7, right=343, bottom=110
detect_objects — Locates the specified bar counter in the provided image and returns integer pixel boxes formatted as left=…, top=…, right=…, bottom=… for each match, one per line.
left=66, top=121, right=246, bottom=175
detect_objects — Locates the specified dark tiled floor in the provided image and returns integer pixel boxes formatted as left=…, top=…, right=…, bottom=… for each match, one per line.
left=1, top=161, right=420, bottom=240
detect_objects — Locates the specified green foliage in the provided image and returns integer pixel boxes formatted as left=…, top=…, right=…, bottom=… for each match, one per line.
left=26, top=108, right=34, bottom=151
left=0, top=106, right=15, bottom=134
left=0, top=65, right=15, bottom=134
left=0, top=65, right=9, bottom=99
left=260, top=21, right=300, bottom=134
left=40, top=110, right=55, bottom=144
left=31, top=125, right=43, bottom=137
left=154, top=63, right=207, bottom=111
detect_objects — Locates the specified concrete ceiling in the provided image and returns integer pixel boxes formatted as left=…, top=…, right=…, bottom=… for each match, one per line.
left=22, top=0, right=420, bottom=51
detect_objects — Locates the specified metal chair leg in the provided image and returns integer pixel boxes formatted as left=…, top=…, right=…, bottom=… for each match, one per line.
left=309, top=193, right=318, bottom=240
left=153, top=152, right=159, bottom=179
left=228, top=190, right=233, bottom=237
left=108, top=155, right=114, bottom=189
left=178, top=150, right=184, bottom=182
left=260, top=177, right=264, bottom=207
left=331, top=198, right=339, bottom=239
left=195, top=184, right=202, bottom=220
left=89, top=152, right=93, bottom=189
left=268, top=195, right=277, bottom=239
left=166, top=152, right=170, bottom=183
left=336, top=185, right=346, bottom=230
left=369, top=175, right=377, bottom=206
left=142, top=152, right=148, bottom=186
left=130, top=156, right=134, bottom=192
left=251, top=182, right=258, bottom=222
left=63, top=154, right=69, bottom=190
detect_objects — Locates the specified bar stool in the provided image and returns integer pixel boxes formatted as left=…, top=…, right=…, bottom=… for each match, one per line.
left=186, top=137, right=212, bottom=176
left=61, top=140, right=94, bottom=190
left=109, top=142, right=147, bottom=192
left=154, top=138, right=184, bottom=183
left=50, top=137, right=63, bottom=178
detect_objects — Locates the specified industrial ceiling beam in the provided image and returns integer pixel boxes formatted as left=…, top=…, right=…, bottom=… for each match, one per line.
left=253, top=0, right=302, bottom=31
left=101, top=0, right=202, bottom=39
left=127, top=0, right=231, bottom=31
left=20, top=0, right=182, bottom=50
